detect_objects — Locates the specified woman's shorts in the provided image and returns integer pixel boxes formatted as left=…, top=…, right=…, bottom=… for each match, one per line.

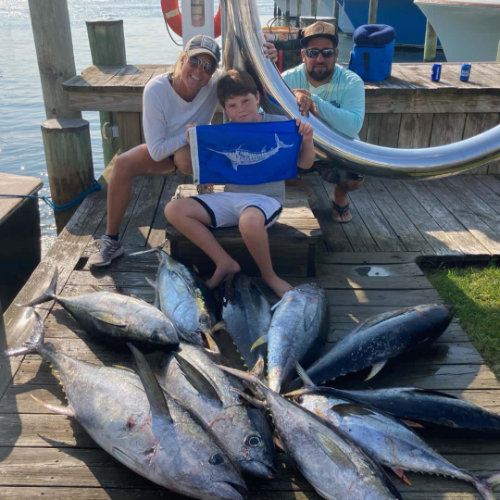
left=193, top=192, right=282, bottom=229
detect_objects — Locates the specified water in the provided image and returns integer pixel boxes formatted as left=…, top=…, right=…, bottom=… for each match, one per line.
left=0, top=1, right=438, bottom=255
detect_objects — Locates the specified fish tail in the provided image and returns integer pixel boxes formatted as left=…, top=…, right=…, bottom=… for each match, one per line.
left=19, top=267, right=58, bottom=307
left=4, top=309, right=45, bottom=357
left=474, top=472, right=500, bottom=500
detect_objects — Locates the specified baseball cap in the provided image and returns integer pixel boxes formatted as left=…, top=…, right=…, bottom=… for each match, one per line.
left=185, top=35, right=221, bottom=64
left=300, top=21, right=338, bottom=47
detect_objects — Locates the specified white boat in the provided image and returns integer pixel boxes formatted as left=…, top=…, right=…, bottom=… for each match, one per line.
left=414, top=0, right=500, bottom=61
left=272, top=0, right=336, bottom=18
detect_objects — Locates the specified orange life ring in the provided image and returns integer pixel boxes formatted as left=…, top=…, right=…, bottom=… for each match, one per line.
left=161, top=0, right=221, bottom=39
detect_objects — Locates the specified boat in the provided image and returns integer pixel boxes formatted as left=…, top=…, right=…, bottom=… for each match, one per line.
left=414, top=0, right=500, bottom=61
left=273, top=0, right=433, bottom=46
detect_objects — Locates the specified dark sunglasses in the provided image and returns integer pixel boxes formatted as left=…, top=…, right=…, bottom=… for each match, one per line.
left=304, top=48, right=336, bottom=59
left=188, top=56, right=217, bottom=75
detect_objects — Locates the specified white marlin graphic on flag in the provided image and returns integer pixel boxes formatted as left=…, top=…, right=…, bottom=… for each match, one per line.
left=208, top=133, right=294, bottom=171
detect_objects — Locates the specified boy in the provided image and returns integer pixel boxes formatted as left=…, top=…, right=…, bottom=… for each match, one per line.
left=164, top=69, right=315, bottom=298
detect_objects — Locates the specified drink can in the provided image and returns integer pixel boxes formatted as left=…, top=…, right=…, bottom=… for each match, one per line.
left=460, top=63, right=471, bottom=82
left=431, top=63, right=442, bottom=82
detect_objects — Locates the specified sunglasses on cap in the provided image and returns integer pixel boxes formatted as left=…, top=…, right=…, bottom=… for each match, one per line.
left=304, top=48, right=336, bottom=59
left=188, top=56, right=217, bottom=75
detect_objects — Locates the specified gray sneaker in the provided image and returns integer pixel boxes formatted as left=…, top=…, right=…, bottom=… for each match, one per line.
left=88, top=235, right=124, bottom=268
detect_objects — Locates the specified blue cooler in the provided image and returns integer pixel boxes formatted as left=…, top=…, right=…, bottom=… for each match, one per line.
left=349, top=24, right=396, bottom=82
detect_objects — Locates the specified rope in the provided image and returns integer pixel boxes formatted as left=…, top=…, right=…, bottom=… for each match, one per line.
left=0, top=179, right=102, bottom=212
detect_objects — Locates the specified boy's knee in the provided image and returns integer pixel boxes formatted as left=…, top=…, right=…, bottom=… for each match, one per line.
left=239, top=208, right=265, bottom=231
left=164, top=199, right=179, bottom=222
left=346, top=178, right=364, bottom=192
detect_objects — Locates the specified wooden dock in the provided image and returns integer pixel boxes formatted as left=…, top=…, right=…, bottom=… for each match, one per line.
left=1, top=165, right=499, bottom=498
left=63, top=62, right=500, bottom=173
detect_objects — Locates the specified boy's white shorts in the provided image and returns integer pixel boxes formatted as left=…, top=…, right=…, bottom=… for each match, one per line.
left=193, top=192, right=282, bottom=229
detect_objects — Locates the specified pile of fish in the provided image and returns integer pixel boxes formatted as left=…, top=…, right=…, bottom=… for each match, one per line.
left=6, top=249, right=500, bottom=500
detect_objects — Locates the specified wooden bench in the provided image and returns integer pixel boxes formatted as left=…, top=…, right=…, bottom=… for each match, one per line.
left=0, top=173, right=42, bottom=308
left=165, top=184, right=322, bottom=277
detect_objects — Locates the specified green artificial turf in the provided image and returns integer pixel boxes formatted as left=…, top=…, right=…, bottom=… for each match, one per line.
left=424, top=264, right=499, bottom=378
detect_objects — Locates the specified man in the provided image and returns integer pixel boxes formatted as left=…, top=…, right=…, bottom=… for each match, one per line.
left=282, top=21, right=365, bottom=223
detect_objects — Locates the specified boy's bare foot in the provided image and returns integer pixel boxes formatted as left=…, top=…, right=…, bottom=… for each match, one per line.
left=263, top=274, right=293, bottom=298
left=206, top=259, right=241, bottom=290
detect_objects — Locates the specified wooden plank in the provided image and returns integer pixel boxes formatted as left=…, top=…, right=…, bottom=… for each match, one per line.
left=0, top=173, right=43, bottom=224
left=425, top=179, right=500, bottom=255
left=430, top=113, right=467, bottom=146
left=348, top=184, right=406, bottom=251
left=317, top=251, right=421, bottom=264
left=363, top=178, right=435, bottom=252
left=397, top=113, right=433, bottom=148
left=462, top=113, right=500, bottom=174
left=403, top=180, right=490, bottom=256
left=455, top=175, right=500, bottom=216
left=116, top=112, right=142, bottom=152
left=325, top=288, right=442, bottom=306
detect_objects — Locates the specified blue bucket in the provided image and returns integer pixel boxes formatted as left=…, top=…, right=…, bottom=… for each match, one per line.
left=349, top=24, right=396, bottom=82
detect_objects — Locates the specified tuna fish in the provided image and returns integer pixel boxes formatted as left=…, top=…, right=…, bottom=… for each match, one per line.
left=133, top=247, right=220, bottom=345
left=294, top=303, right=453, bottom=387
left=253, top=283, right=327, bottom=393
left=221, top=273, right=271, bottom=368
left=158, top=342, right=277, bottom=478
left=291, top=385, right=500, bottom=437
left=23, top=268, right=179, bottom=347
left=5, top=313, right=246, bottom=499
left=219, top=363, right=402, bottom=500
left=294, top=370, right=500, bottom=499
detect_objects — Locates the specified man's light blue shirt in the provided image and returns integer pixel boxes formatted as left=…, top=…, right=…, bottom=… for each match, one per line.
left=282, top=63, right=365, bottom=139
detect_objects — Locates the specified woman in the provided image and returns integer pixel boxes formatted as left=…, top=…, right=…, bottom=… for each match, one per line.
left=89, top=35, right=277, bottom=268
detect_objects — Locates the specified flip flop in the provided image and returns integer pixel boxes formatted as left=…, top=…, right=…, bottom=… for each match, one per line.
left=332, top=201, right=352, bottom=223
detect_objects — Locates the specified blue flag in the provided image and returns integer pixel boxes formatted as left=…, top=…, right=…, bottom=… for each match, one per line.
left=190, top=119, right=302, bottom=185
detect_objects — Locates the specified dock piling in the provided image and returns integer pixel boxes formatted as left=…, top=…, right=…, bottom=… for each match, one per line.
left=423, top=20, right=438, bottom=62
left=86, top=19, right=127, bottom=166
left=29, top=0, right=95, bottom=232
left=41, top=118, right=94, bottom=232
left=368, top=0, right=378, bottom=24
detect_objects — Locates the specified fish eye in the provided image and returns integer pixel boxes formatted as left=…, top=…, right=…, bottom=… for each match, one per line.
left=209, top=453, right=225, bottom=465
left=245, top=434, right=262, bottom=447
left=297, top=396, right=303, bottom=404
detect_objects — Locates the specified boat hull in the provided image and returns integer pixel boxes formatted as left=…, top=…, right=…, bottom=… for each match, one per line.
left=414, top=1, right=500, bottom=61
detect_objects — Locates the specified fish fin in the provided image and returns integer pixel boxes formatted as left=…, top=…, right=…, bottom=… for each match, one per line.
left=112, top=446, right=143, bottom=470
left=128, top=343, right=172, bottom=423
left=409, top=388, right=460, bottom=400
left=211, top=320, right=226, bottom=334
left=251, top=335, right=268, bottom=351
left=89, top=311, right=128, bottom=327
left=174, top=354, right=224, bottom=405
left=19, top=267, right=58, bottom=307
left=217, top=364, right=266, bottom=391
left=203, top=331, right=221, bottom=354
left=365, top=361, right=386, bottom=381
left=295, top=363, right=318, bottom=390
left=4, top=309, right=45, bottom=357
left=250, top=355, right=266, bottom=380
left=145, top=278, right=160, bottom=308
left=273, top=435, right=286, bottom=452
left=401, top=419, right=425, bottom=429
left=31, top=395, right=75, bottom=417
left=128, top=246, right=162, bottom=257
left=112, top=364, right=136, bottom=373
left=231, top=388, right=266, bottom=409
left=310, top=428, right=348, bottom=464
left=331, top=403, right=375, bottom=418
left=89, top=284, right=104, bottom=292
left=473, top=473, right=499, bottom=500
left=314, top=409, right=328, bottom=420
left=392, top=468, right=412, bottom=486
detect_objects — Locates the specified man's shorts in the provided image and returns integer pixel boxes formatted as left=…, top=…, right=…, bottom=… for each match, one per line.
left=311, top=159, right=364, bottom=184
left=193, top=192, right=282, bottom=229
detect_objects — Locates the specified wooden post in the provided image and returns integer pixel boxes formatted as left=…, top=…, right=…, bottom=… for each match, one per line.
left=29, top=0, right=94, bottom=231
left=311, top=0, right=318, bottom=18
left=497, top=39, right=500, bottom=62
left=86, top=20, right=127, bottom=166
left=41, top=118, right=94, bottom=232
left=423, top=20, right=438, bottom=62
left=28, top=0, right=80, bottom=119
left=368, top=0, right=378, bottom=24
left=334, top=0, right=340, bottom=34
